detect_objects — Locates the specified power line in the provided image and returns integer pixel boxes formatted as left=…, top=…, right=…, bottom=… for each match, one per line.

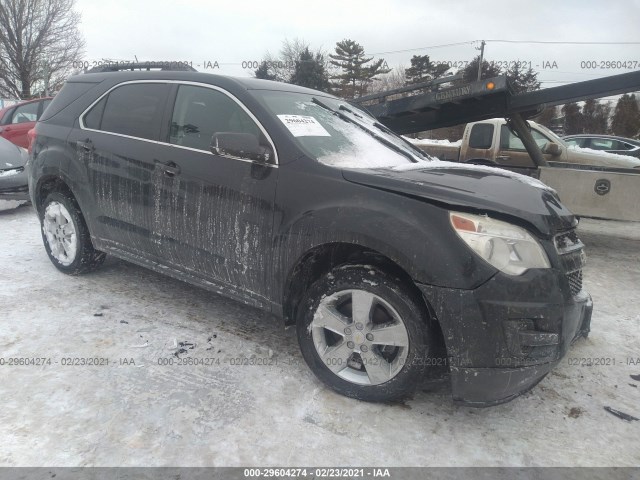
left=486, top=39, right=640, bottom=45
left=367, top=39, right=640, bottom=56
left=367, top=41, right=477, bottom=55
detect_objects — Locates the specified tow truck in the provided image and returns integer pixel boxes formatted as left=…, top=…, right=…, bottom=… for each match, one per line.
left=355, top=70, right=640, bottom=221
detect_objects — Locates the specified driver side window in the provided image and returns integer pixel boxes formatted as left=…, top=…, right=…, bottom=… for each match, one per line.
left=500, top=125, right=550, bottom=151
left=169, top=85, right=261, bottom=152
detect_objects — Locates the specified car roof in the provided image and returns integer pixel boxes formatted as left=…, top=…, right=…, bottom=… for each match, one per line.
left=0, top=96, right=53, bottom=116
left=563, top=134, right=640, bottom=144
left=69, top=71, right=333, bottom=97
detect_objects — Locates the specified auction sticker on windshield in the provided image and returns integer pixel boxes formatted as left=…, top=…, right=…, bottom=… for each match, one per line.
left=278, top=114, right=331, bottom=137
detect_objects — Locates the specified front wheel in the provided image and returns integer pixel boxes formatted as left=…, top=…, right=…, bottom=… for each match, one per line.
left=40, top=192, right=106, bottom=274
left=296, top=265, right=437, bottom=402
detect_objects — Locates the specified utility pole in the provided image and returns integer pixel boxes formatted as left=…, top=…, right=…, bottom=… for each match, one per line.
left=43, top=61, right=50, bottom=97
left=476, top=40, right=486, bottom=81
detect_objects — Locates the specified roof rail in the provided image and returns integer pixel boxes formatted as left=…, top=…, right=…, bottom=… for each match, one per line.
left=85, top=61, right=197, bottom=73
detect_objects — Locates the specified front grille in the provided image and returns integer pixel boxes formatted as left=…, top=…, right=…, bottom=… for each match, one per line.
left=566, top=270, right=583, bottom=296
left=554, top=229, right=585, bottom=296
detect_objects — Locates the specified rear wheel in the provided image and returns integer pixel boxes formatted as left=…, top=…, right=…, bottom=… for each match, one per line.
left=40, top=192, right=105, bottom=274
left=296, top=265, right=437, bottom=402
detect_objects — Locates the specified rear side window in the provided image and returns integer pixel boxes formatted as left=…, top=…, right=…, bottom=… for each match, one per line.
left=589, top=138, right=634, bottom=151
left=84, top=83, right=169, bottom=141
left=616, top=141, right=636, bottom=151
left=468, top=123, right=494, bottom=149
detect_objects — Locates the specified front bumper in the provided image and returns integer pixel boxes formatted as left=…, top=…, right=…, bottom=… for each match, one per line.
left=418, top=269, right=593, bottom=407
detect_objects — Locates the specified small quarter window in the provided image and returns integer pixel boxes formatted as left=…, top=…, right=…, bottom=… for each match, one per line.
left=83, top=97, right=106, bottom=130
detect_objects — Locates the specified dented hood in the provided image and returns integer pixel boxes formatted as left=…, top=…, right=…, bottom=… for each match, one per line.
left=342, top=163, right=577, bottom=235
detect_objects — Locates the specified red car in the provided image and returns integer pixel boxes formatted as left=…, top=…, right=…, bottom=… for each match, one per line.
left=0, top=97, right=53, bottom=149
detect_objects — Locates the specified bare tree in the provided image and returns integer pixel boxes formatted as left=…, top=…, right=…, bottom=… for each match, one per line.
left=0, top=0, right=85, bottom=99
left=367, top=65, right=407, bottom=94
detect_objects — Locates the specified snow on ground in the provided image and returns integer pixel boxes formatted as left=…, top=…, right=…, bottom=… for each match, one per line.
left=0, top=201, right=639, bottom=467
left=404, top=137, right=462, bottom=147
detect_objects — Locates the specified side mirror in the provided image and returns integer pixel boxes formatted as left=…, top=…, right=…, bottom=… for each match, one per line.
left=542, top=142, right=561, bottom=156
left=211, top=132, right=271, bottom=163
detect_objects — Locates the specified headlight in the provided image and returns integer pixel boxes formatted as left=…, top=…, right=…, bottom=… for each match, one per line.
left=449, top=211, right=550, bottom=275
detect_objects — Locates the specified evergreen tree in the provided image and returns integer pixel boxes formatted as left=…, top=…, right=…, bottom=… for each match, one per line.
left=405, top=55, right=449, bottom=84
left=329, top=39, right=391, bottom=98
left=290, top=48, right=331, bottom=92
left=561, top=102, right=584, bottom=135
left=505, top=63, right=540, bottom=94
left=611, top=94, right=640, bottom=137
left=255, top=61, right=277, bottom=81
left=460, top=55, right=502, bottom=82
left=582, top=99, right=609, bottom=134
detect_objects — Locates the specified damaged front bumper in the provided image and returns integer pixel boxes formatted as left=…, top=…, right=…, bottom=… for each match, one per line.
left=418, top=269, right=593, bottom=407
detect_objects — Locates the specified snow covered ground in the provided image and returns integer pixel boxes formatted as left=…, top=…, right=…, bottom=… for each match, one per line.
left=0, top=201, right=638, bottom=467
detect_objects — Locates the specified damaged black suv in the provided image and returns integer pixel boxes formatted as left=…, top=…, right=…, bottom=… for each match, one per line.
left=27, top=68, right=592, bottom=406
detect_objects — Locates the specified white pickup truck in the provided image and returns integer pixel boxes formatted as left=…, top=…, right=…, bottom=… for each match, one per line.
left=410, top=118, right=640, bottom=170
left=410, top=118, right=640, bottom=221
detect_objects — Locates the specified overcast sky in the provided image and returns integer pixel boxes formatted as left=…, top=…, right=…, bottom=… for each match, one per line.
left=75, top=0, right=640, bottom=94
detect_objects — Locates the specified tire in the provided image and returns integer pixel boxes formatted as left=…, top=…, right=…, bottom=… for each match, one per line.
left=296, top=265, right=437, bottom=402
left=40, top=191, right=106, bottom=274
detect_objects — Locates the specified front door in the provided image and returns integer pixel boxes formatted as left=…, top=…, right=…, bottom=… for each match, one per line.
left=152, top=84, right=278, bottom=301
left=496, top=124, right=555, bottom=168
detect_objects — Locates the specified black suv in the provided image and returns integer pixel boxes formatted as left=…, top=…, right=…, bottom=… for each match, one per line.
left=27, top=69, right=593, bottom=406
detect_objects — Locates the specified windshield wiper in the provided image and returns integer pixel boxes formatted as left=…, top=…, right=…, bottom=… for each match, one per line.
left=311, top=97, right=420, bottom=164
left=338, top=103, right=430, bottom=161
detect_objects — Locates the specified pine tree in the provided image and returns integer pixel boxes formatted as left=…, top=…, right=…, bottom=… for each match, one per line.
left=611, top=94, right=640, bottom=137
left=461, top=55, right=502, bottom=82
left=505, top=63, right=540, bottom=94
left=582, top=99, right=609, bottom=134
left=290, top=48, right=331, bottom=92
left=329, top=39, right=391, bottom=98
left=405, top=55, right=448, bottom=84
left=255, top=61, right=277, bottom=81
left=561, top=103, right=584, bottom=135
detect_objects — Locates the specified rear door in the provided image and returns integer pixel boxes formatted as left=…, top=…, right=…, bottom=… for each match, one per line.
left=152, top=83, right=278, bottom=301
left=71, top=81, right=172, bottom=258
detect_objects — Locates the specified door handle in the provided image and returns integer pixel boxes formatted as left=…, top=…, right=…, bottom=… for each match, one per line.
left=154, top=159, right=181, bottom=177
left=496, top=155, right=510, bottom=161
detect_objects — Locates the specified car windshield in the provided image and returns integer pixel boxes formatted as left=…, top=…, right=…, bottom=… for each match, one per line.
left=253, top=90, right=432, bottom=168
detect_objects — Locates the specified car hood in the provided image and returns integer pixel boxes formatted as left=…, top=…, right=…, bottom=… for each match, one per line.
left=0, top=138, right=27, bottom=169
left=566, top=146, right=640, bottom=168
left=342, top=162, right=577, bottom=235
